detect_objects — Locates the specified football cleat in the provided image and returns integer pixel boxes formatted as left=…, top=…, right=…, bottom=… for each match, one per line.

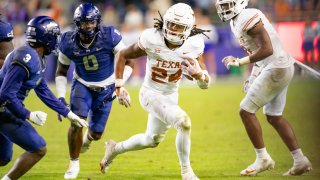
left=64, top=160, right=80, bottom=179
left=240, top=157, right=275, bottom=176
left=182, top=171, right=199, bottom=180
left=283, top=156, right=312, bottom=176
left=100, top=140, right=118, bottom=173
left=80, top=129, right=91, bottom=153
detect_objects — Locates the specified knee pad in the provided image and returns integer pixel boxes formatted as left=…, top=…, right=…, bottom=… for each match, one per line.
left=174, top=113, right=191, bottom=131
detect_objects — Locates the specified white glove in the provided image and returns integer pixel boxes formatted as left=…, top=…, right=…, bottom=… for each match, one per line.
left=181, top=58, right=202, bottom=77
left=67, top=111, right=88, bottom=128
left=243, top=64, right=261, bottom=93
left=116, top=87, right=131, bottom=108
left=222, top=56, right=239, bottom=69
left=29, top=111, right=47, bottom=126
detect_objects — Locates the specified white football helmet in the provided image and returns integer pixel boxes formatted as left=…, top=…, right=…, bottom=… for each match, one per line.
left=162, top=3, right=195, bottom=45
left=216, top=0, right=248, bottom=22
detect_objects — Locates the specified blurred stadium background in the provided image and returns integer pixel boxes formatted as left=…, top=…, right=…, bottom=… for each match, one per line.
left=0, top=0, right=319, bottom=83
left=0, top=0, right=320, bottom=179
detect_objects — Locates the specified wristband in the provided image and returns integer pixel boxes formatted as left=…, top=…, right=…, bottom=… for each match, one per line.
left=238, top=56, right=250, bottom=65
left=115, top=79, right=124, bottom=88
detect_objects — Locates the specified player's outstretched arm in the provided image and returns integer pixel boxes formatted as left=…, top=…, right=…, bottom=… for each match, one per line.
left=114, top=42, right=147, bottom=107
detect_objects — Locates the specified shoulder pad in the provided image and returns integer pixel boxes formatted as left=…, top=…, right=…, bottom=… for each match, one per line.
left=139, top=28, right=162, bottom=49
left=237, top=8, right=261, bottom=32
left=99, top=25, right=122, bottom=46
left=59, top=31, right=76, bottom=56
left=11, top=46, right=40, bottom=74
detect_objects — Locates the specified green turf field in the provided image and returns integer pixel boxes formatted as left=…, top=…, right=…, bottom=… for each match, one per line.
left=1, top=78, right=319, bottom=180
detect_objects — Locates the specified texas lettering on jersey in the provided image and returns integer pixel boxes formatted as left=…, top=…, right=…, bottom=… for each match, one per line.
left=138, top=28, right=204, bottom=93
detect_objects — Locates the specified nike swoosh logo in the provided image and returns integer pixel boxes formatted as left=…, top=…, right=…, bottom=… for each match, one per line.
left=182, top=52, right=190, bottom=55
left=245, top=169, right=256, bottom=174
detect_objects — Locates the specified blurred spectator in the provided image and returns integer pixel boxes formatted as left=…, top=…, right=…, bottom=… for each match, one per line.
left=315, top=14, right=320, bottom=69
left=122, top=3, right=145, bottom=86
left=194, top=8, right=218, bottom=80
left=12, top=23, right=25, bottom=48
left=274, top=0, right=291, bottom=21
left=7, top=0, right=29, bottom=23
left=101, top=4, right=120, bottom=26
left=302, top=17, right=316, bottom=67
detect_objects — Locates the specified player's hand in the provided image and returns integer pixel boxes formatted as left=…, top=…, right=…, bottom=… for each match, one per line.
left=222, top=56, right=239, bottom=69
left=29, top=111, right=47, bottom=126
left=116, top=87, right=131, bottom=108
left=181, top=58, right=202, bottom=79
left=66, top=111, right=88, bottom=128
left=57, top=97, right=69, bottom=121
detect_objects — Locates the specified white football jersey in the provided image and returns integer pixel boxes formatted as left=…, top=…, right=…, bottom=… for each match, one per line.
left=138, top=28, right=204, bottom=94
left=230, top=8, right=294, bottom=69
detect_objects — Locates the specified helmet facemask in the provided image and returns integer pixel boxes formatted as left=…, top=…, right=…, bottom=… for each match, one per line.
left=74, top=3, right=101, bottom=41
left=26, top=16, right=61, bottom=55
left=162, top=3, right=195, bottom=45
left=216, top=0, right=248, bottom=22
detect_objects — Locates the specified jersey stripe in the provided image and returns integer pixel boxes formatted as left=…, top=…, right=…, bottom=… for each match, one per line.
left=242, top=13, right=259, bottom=31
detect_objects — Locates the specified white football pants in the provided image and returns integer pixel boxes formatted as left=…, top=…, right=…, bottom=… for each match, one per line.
left=117, top=86, right=192, bottom=166
left=241, top=65, right=294, bottom=116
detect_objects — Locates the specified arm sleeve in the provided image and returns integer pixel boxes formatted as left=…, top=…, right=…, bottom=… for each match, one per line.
left=0, top=65, right=30, bottom=119
left=34, top=78, right=70, bottom=117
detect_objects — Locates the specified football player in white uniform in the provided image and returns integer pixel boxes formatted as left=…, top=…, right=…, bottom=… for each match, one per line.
left=216, top=0, right=312, bottom=176
left=100, top=3, right=211, bottom=180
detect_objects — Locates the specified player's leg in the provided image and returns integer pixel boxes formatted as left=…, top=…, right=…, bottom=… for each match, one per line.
left=239, top=67, right=296, bottom=176
left=100, top=113, right=170, bottom=173
left=162, top=103, right=198, bottom=180
left=263, top=66, right=312, bottom=176
left=64, top=80, right=92, bottom=179
left=140, top=87, right=198, bottom=179
left=0, top=115, right=46, bottom=180
left=0, top=133, right=13, bottom=167
left=81, top=85, right=114, bottom=153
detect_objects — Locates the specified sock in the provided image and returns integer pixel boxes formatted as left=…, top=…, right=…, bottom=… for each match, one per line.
left=181, top=165, right=193, bottom=174
left=83, top=130, right=94, bottom=143
left=1, top=175, right=11, bottom=180
left=290, top=148, right=304, bottom=162
left=176, top=129, right=191, bottom=168
left=255, top=147, right=270, bottom=159
left=115, top=133, right=153, bottom=154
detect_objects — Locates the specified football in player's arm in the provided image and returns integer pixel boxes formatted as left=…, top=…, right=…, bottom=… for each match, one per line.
left=100, top=3, right=211, bottom=180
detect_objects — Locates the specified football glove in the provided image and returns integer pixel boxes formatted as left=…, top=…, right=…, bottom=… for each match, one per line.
left=222, top=56, right=239, bottom=69
left=116, top=87, right=131, bottom=108
left=66, top=111, right=88, bottom=128
left=29, top=111, right=47, bottom=126
left=57, top=97, right=69, bottom=121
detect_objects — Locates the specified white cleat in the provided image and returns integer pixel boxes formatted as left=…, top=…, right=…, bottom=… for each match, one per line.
left=80, top=129, right=92, bottom=153
left=283, top=156, right=312, bottom=176
left=182, top=171, right=199, bottom=180
left=64, top=160, right=80, bottom=179
left=100, top=140, right=118, bottom=173
left=240, top=157, right=275, bottom=176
